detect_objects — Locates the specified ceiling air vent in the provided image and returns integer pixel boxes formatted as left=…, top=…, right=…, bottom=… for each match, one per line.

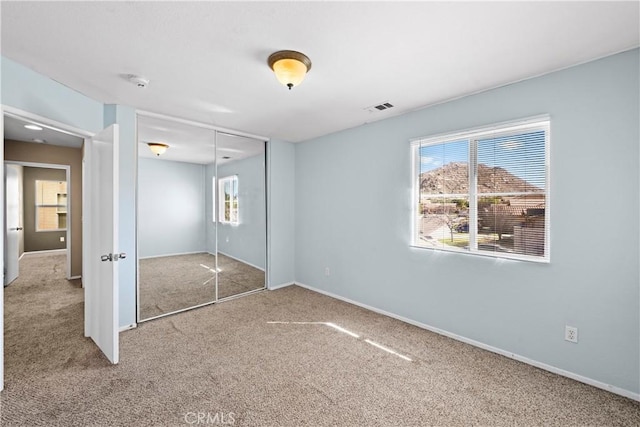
left=365, top=102, right=394, bottom=113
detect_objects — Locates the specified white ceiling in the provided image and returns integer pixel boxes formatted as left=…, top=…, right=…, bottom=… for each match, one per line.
left=4, top=112, right=264, bottom=166
left=1, top=2, right=638, bottom=143
left=4, top=115, right=85, bottom=148
left=137, top=115, right=264, bottom=165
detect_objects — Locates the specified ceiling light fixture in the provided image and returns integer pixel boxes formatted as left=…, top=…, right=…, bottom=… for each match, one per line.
left=24, top=124, right=43, bottom=131
left=268, top=50, right=312, bottom=90
left=147, top=142, right=169, bottom=156
left=33, top=138, right=46, bottom=144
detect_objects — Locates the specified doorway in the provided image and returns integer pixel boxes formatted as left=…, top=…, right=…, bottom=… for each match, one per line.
left=4, top=161, right=72, bottom=284
left=3, top=114, right=84, bottom=281
left=1, top=107, right=98, bottom=391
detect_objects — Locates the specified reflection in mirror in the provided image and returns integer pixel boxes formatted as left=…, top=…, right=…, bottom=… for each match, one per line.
left=136, top=115, right=267, bottom=322
left=213, top=133, right=266, bottom=299
left=137, top=116, right=217, bottom=320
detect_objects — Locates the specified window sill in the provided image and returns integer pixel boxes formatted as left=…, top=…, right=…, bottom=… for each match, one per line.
left=409, top=243, right=550, bottom=264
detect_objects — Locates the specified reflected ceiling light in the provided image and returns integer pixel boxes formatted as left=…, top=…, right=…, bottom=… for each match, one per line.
left=268, top=50, right=312, bottom=90
left=147, top=142, right=169, bottom=156
left=24, top=124, right=43, bottom=131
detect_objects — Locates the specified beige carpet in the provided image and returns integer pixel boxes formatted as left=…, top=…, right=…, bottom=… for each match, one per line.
left=2, top=253, right=639, bottom=426
left=139, top=252, right=265, bottom=319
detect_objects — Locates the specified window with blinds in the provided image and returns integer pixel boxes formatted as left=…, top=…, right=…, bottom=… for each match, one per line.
left=35, top=180, right=68, bottom=232
left=411, top=117, right=549, bottom=262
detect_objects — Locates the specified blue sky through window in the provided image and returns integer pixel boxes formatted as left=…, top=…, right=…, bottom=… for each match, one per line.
left=477, top=130, right=545, bottom=189
left=419, top=139, right=467, bottom=173
left=419, top=130, right=545, bottom=189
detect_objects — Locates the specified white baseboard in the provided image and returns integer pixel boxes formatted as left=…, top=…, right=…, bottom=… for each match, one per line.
left=24, top=249, right=66, bottom=256
left=68, top=275, right=81, bottom=280
left=294, top=282, right=639, bottom=402
left=139, top=251, right=205, bottom=260
left=119, top=323, right=137, bottom=332
left=216, top=251, right=265, bottom=272
left=268, top=281, right=295, bottom=291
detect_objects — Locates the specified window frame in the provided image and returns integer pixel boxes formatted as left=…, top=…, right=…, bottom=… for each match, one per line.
left=218, top=175, right=239, bottom=225
left=411, top=116, right=550, bottom=263
left=212, top=176, right=216, bottom=223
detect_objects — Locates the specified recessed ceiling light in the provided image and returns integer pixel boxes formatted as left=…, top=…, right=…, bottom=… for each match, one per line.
left=24, top=124, right=43, bottom=131
left=33, top=138, right=46, bottom=143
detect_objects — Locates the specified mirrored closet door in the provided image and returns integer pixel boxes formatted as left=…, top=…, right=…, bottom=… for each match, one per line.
left=215, top=133, right=266, bottom=299
left=136, top=115, right=266, bottom=322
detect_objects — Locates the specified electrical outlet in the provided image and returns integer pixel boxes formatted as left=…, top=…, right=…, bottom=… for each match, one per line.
left=325, top=267, right=330, bottom=276
left=565, top=326, right=578, bottom=343
left=60, top=236, right=65, bottom=242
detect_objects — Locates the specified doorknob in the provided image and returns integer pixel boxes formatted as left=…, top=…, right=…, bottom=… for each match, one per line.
left=101, top=253, right=126, bottom=262
left=11, top=227, right=23, bottom=231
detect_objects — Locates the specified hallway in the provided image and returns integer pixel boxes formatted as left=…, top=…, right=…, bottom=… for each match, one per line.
left=3, top=253, right=107, bottom=381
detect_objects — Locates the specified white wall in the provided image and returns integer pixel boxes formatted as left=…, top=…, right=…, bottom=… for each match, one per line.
left=138, top=158, right=206, bottom=258
left=294, top=49, right=639, bottom=396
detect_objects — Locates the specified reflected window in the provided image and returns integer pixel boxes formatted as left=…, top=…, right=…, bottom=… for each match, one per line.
left=212, top=176, right=216, bottom=222
left=218, top=175, right=238, bottom=224
left=35, top=180, right=67, bottom=231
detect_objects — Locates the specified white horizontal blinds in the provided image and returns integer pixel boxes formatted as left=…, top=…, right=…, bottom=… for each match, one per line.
left=476, top=129, right=546, bottom=194
left=411, top=117, right=549, bottom=261
left=35, top=180, right=67, bottom=231
left=416, top=140, right=470, bottom=250
left=476, top=127, right=547, bottom=257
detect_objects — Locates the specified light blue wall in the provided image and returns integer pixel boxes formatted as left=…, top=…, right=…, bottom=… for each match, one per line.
left=1, top=57, right=103, bottom=132
left=138, top=158, right=207, bottom=258
left=294, top=49, right=639, bottom=395
left=214, top=154, right=266, bottom=269
left=268, top=139, right=296, bottom=287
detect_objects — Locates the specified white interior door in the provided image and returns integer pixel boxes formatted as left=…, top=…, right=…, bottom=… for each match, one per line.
left=1, top=113, right=4, bottom=391
left=4, top=164, right=21, bottom=286
left=84, top=124, right=120, bottom=364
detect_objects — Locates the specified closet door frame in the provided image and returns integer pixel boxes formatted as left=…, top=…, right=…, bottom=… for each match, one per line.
left=135, top=110, right=269, bottom=323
